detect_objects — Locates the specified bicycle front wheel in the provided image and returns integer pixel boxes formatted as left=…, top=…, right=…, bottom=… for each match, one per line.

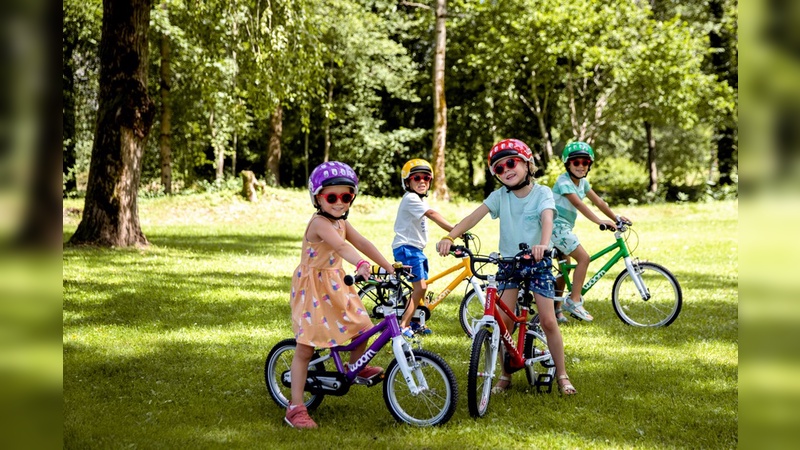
left=459, top=288, right=484, bottom=338
left=383, top=349, right=458, bottom=426
left=264, top=339, right=325, bottom=410
left=467, top=328, right=497, bottom=418
left=612, top=262, right=682, bottom=327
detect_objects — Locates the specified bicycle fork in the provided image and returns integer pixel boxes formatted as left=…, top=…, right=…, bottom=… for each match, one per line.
left=623, top=257, right=650, bottom=300
left=391, top=335, right=428, bottom=395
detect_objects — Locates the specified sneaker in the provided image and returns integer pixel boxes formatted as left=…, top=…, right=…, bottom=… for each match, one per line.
left=409, top=322, right=433, bottom=335
left=355, top=365, right=384, bottom=380
left=563, top=297, right=594, bottom=322
left=401, top=327, right=415, bottom=338
left=285, top=404, right=318, bottom=429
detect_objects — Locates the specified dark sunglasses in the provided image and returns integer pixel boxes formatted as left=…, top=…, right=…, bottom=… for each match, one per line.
left=493, top=157, right=523, bottom=175
left=570, top=158, right=592, bottom=167
left=411, top=174, right=432, bottom=183
left=320, top=192, right=354, bottom=204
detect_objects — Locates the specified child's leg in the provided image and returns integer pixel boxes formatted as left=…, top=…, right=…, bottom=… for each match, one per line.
left=399, top=280, right=427, bottom=329
left=533, top=293, right=573, bottom=391
left=554, top=255, right=571, bottom=322
left=290, top=343, right=315, bottom=407
left=568, top=245, right=590, bottom=303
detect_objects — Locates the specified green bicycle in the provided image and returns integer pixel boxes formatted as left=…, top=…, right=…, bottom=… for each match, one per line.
left=460, top=218, right=682, bottom=327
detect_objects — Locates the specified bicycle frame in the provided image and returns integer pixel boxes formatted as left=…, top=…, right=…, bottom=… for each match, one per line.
left=308, top=309, right=425, bottom=393
left=557, top=228, right=648, bottom=299
left=422, top=257, right=473, bottom=309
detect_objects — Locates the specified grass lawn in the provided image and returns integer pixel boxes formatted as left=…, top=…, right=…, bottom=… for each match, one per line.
left=63, top=187, right=737, bottom=449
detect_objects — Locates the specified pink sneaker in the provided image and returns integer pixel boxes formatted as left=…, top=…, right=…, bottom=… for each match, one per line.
left=355, top=365, right=384, bottom=380
left=285, top=404, right=318, bottom=429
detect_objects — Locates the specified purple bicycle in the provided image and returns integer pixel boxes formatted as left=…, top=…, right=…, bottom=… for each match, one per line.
left=264, top=268, right=458, bottom=426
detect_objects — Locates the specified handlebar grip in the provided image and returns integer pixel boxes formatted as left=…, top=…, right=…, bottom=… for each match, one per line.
left=599, top=224, right=610, bottom=231
left=343, top=274, right=365, bottom=286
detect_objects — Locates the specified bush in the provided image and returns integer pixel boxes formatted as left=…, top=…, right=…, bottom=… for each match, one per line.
left=539, top=157, right=650, bottom=206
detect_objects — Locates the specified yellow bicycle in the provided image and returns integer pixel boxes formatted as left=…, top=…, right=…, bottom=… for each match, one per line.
left=358, top=233, right=486, bottom=337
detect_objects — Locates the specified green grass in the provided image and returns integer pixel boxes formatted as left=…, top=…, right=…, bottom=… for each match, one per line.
left=63, top=188, right=737, bottom=449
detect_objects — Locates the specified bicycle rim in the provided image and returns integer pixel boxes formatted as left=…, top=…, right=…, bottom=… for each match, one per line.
left=264, top=339, right=325, bottom=410
left=459, top=289, right=484, bottom=338
left=383, top=349, right=458, bottom=426
left=612, top=262, right=682, bottom=327
left=467, top=328, right=495, bottom=418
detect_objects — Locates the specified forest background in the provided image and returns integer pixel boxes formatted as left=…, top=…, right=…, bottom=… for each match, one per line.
left=63, top=0, right=737, bottom=207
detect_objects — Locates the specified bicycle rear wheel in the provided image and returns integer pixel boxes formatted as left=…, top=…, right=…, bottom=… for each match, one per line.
left=264, top=339, right=325, bottom=410
left=358, top=283, right=406, bottom=319
left=383, top=349, right=458, bottom=426
left=467, top=328, right=497, bottom=418
left=612, top=262, right=682, bottom=327
left=459, top=288, right=484, bottom=338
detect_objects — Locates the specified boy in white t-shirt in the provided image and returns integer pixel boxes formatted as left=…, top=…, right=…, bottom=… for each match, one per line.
left=392, top=159, right=454, bottom=337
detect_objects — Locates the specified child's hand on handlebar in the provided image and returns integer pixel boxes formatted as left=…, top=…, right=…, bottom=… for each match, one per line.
left=356, top=261, right=372, bottom=280
left=436, top=239, right=452, bottom=256
left=599, top=219, right=617, bottom=231
left=531, top=244, right=549, bottom=261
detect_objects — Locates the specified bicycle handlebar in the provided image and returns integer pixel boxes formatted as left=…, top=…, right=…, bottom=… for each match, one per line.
left=599, top=217, right=633, bottom=232
left=450, top=244, right=553, bottom=282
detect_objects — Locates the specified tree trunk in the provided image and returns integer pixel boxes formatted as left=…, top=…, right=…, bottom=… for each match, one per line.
left=324, top=72, right=333, bottom=163
left=266, top=106, right=283, bottom=186
left=431, top=0, right=449, bottom=200
left=68, top=0, right=155, bottom=248
left=159, top=29, right=172, bottom=194
left=645, top=121, right=658, bottom=193
left=211, top=110, right=224, bottom=182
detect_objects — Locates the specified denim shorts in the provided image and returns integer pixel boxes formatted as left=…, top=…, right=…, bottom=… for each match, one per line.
left=393, top=245, right=428, bottom=281
left=496, top=257, right=555, bottom=299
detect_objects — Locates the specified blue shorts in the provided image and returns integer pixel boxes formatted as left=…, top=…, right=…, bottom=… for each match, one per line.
left=497, top=257, right=555, bottom=299
left=393, top=245, right=428, bottom=281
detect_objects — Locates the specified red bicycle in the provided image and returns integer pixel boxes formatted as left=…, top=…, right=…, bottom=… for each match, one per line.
left=450, top=243, right=556, bottom=418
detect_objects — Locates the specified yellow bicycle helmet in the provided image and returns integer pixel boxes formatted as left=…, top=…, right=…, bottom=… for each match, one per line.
left=400, top=158, right=434, bottom=191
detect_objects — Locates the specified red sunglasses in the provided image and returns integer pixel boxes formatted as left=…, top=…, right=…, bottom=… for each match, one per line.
left=570, top=158, right=592, bottom=167
left=411, top=174, right=432, bottom=183
left=319, top=192, right=354, bottom=204
left=493, top=157, right=523, bottom=175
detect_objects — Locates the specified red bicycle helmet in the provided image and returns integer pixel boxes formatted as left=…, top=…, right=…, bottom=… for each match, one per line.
left=487, top=139, right=533, bottom=175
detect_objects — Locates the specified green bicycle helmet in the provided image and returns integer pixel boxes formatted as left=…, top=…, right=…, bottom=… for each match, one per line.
left=561, top=141, right=595, bottom=163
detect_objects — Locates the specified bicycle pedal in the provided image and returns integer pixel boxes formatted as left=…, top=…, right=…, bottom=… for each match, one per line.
left=354, top=373, right=384, bottom=386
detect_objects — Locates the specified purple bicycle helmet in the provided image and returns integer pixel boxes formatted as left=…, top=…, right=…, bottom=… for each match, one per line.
left=308, top=161, right=359, bottom=207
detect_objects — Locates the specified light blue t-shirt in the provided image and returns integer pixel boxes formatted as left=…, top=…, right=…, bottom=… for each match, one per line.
left=483, top=183, right=556, bottom=258
left=552, top=172, right=591, bottom=228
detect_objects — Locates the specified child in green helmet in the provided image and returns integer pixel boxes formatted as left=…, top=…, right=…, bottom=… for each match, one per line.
left=551, top=142, right=630, bottom=323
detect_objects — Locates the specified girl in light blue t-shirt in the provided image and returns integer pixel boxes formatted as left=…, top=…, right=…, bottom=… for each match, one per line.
left=435, top=139, right=576, bottom=396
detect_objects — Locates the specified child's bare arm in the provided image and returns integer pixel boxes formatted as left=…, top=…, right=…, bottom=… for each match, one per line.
left=436, top=204, right=490, bottom=256
left=564, top=192, right=616, bottom=229
left=425, top=209, right=454, bottom=232
left=586, top=190, right=630, bottom=224
left=533, top=209, right=554, bottom=261
left=344, top=222, right=395, bottom=273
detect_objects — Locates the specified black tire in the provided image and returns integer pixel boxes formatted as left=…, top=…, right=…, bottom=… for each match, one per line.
left=358, top=283, right=406, bottom=319
left=467, top=328, right=497, bottom=418
left=382, top=349, right=459, bottom=426
left=612, top=262, right=683, bottom=327
left=264, top=339, right=325, bottom=410
left=523, top=315, right=555, bottom=388
left=459, top=288, right=484, bottom=338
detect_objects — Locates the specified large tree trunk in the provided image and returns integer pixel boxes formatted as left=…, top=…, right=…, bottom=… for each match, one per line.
left=68, top=0, right=155, bottom=248
left=159, top=29, right=172, bottom=194
left=324, top=70, right=333, bottom=163
left=431, top=0, right=449, bottom=200
left=645, top=121, right=658, bottom=193
left=266, top=106, right=283, bottom=186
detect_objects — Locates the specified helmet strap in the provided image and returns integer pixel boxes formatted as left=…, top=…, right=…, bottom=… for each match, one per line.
left=316, top=209, right=349, bottom=221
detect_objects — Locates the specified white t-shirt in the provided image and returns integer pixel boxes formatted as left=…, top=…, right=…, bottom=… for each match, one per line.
left=392, top=192, right=429, bottom=250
